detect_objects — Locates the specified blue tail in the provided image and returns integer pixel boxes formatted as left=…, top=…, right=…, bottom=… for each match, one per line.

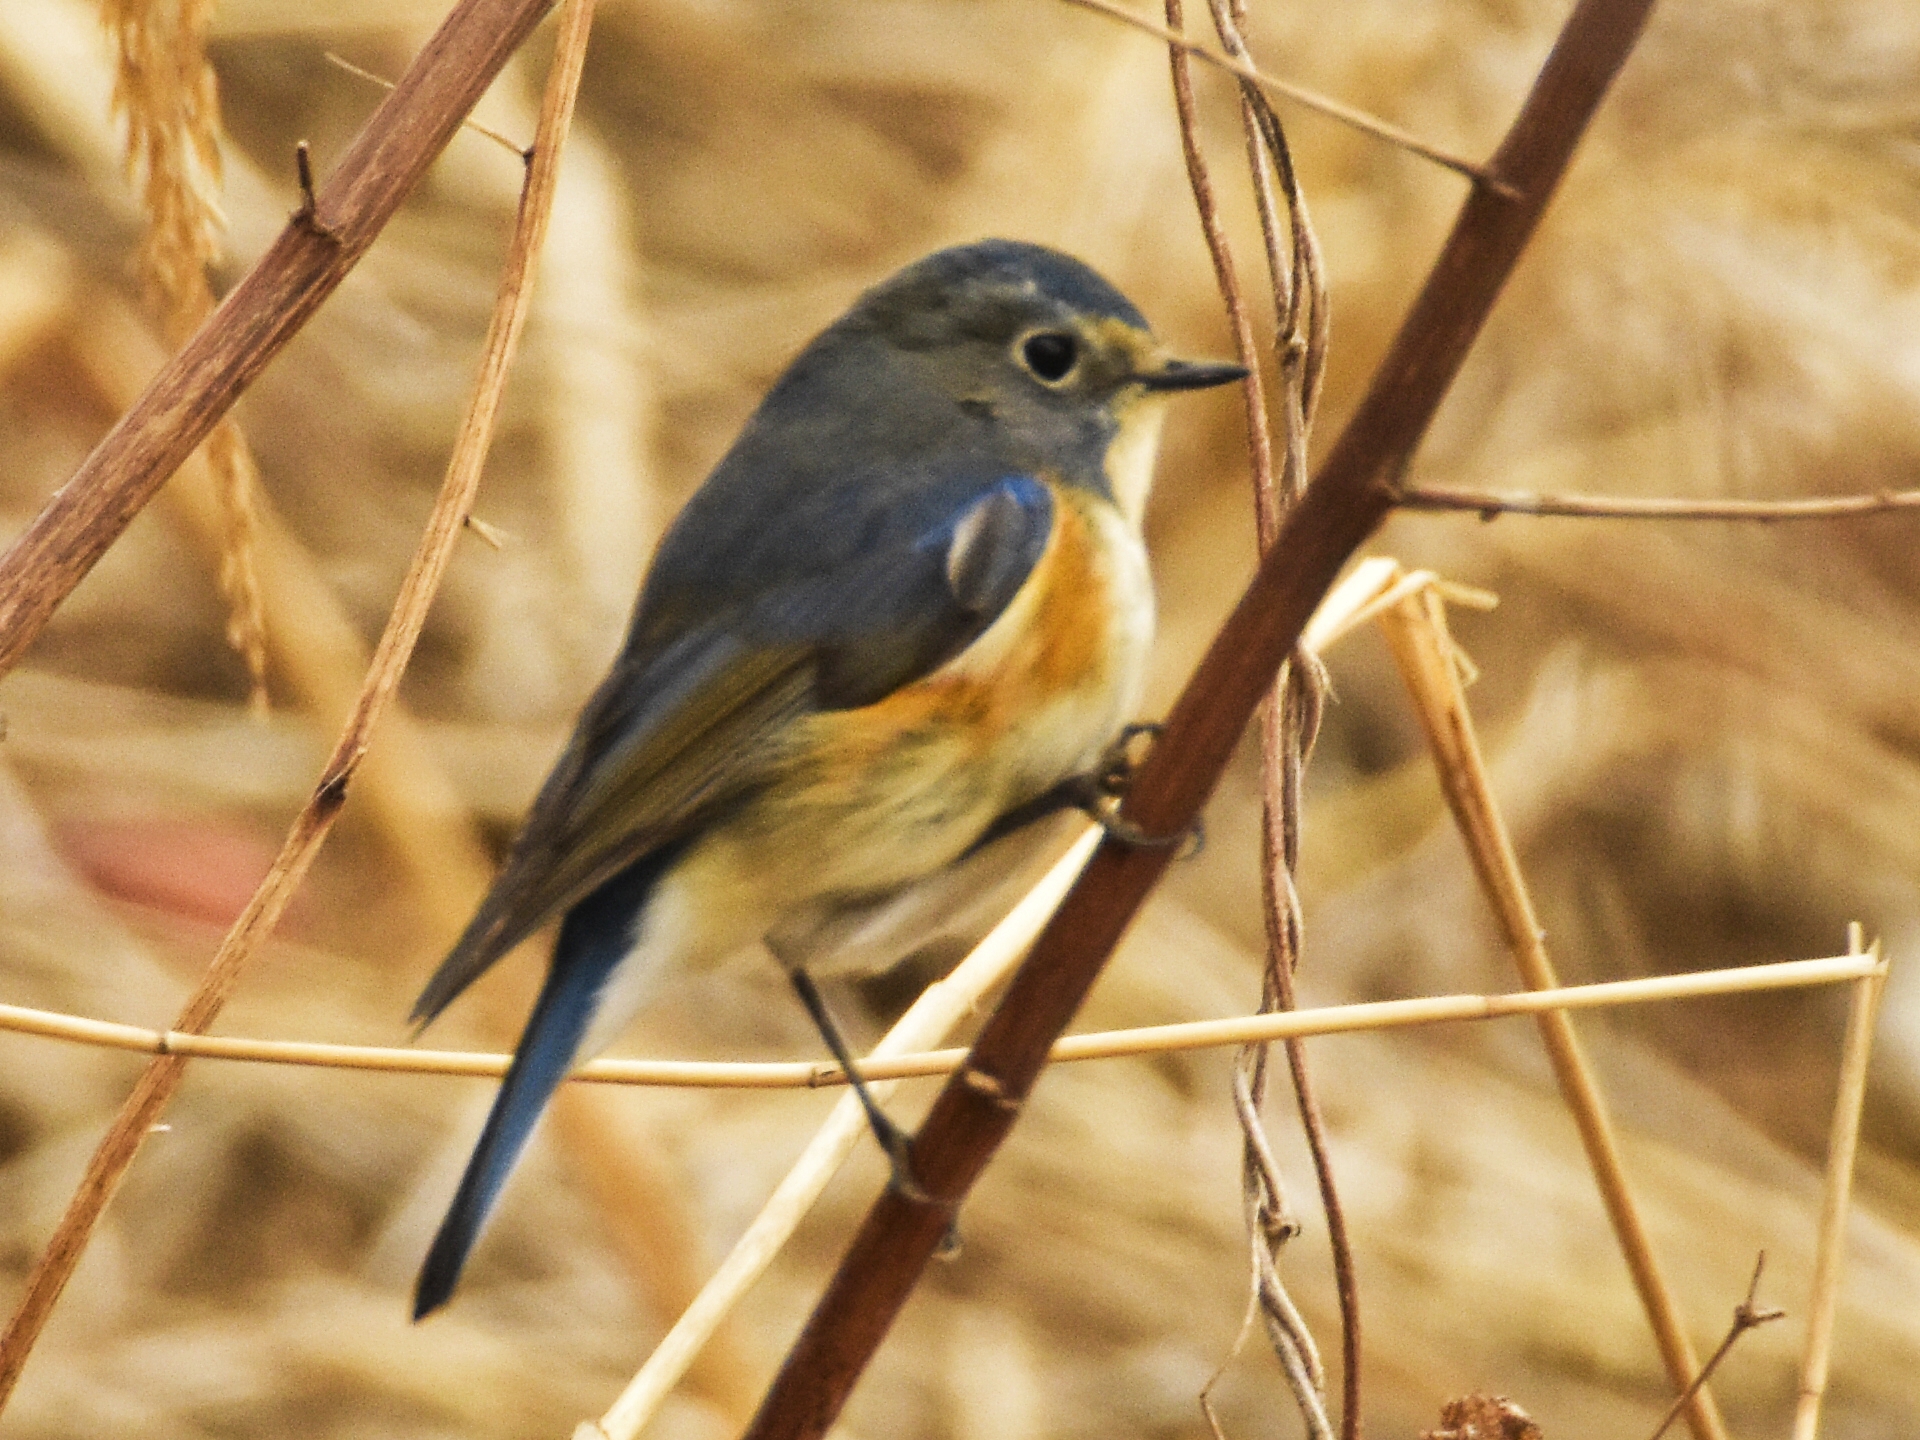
left=413, top=850, right=672, bottom=1319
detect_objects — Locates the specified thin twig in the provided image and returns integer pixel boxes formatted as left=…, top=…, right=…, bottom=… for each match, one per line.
left=1397, top=483, right=1920, bottom=522
left=1163, top=0, right=1272, bottom=503
left=1793, top=925, right=1890, bottom=1440
left=0, top=954, right=1876, bottom=1085
left=1375, top=584, right=1726, bottom=1440
left=323, top=50, right=531, bottom=158
left=1056, top=0, right=1510, bottom=193
left=0, top=0, right=595, bottom=1410
left=1648, top=1255, right=1786, bottom=1440
left=463, top=512, right=512, bottom=548
left=737, top=8, right=1659, bottom=1435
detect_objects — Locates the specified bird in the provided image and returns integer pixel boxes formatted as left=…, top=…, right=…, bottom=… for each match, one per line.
left=408, top=238, right=1245, bottom=1318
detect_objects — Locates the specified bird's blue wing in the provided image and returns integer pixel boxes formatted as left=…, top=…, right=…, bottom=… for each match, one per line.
left=409, top=471, right=1055, bottom=1027
left=740, top=471, right=1054, bottom=708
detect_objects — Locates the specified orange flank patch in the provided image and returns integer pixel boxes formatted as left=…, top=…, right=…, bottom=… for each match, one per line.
left=1011, top=492, right=1110, bottom=697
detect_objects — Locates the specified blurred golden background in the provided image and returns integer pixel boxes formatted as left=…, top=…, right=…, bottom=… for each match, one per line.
left=2, top=1, right=1919, bottom=1436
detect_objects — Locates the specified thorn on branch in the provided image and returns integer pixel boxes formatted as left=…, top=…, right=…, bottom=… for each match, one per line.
left=463, top=513, right=511, bottom=548
left=292, top=142, right=338, bottom=241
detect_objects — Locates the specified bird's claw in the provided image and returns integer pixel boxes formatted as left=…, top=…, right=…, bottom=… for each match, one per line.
left=1075, top=723, right=1203, bottom=857
left=874, top=1116, right=935, bottom=1206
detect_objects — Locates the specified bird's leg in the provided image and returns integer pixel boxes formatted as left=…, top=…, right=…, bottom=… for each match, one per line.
left=789, top=968, right=933, bottom=1204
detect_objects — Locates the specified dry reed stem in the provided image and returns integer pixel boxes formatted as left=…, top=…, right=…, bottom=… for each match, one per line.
left=739, top=6, right=1658, bottom=1433
left=1648, top=1255, right=1785, bottom=1440
left=106, top=0, right=269, bottom=710
left=0, top=953, right=1876, bottom=1086
left=0, top=0, right=556, bottom=678
left=1792, top=926, right=1889, bottom=1440
left=1397, top=483, right=1920, bottom=522
left=579, top=828, right=1104, bottom=1440
left=1057, top=0, right=1505, bottom=191
left=0, top=0, right=595, bottom=1409
left=1302, top=558, right=1498, bottom=655
left=1374, top=582, right=1726, bottom=1440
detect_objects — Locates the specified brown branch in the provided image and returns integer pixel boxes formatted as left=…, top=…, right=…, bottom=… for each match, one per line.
left=1647, top=1255, right=1785, bottom=1440
left=0, top=0, right=557, bottom=679
left=0, top=0, right=594, bottom=1408
left=738, top=4, right=1659, bottom=1438
left=1397, top=483, right=1920, bottom=521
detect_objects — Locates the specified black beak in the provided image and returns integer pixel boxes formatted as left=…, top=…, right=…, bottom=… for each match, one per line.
left=1138, top=357, right=1249, bottom=393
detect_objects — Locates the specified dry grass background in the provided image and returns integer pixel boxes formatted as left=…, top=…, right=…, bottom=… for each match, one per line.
left=0, top=0, right=1917, bottom=1436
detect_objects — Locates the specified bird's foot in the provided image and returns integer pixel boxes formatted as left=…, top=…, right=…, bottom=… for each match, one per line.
left=870, top=1110, right=934, bottom=1205
left=1075, top=723, right=1203, bottom=856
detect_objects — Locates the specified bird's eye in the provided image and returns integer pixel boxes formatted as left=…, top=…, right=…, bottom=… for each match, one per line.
left=1019, top=331, right=1079, bottom=384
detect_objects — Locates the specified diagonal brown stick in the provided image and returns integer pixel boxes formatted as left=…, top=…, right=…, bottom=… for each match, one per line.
left=0, top=0, right=593, bottom=1409
left=738, top=3, right=1659, bottom=1437
left=0, top=0, right=556, bottom=678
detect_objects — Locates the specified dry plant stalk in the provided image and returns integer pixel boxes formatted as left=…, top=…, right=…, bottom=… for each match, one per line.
left=1398, top=482, right=1920, bottom=522
left=0, top=950, right=1876, bottom=1086
left=0, top=0, right=598, bottom=1410
left=1793, top=926, right=1889, bottom=1440
left=1374, top=583, right=1725, bottom=1440
left=104, top=0, right=268, bottom=710
left=736, top=6, right=1659, bottom=1435
left=0, top=0, right=556, bottom=679
left=1207, top=10, right=1356, bottom=1439
left=1161, top=8, right=1325, bottom=1430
